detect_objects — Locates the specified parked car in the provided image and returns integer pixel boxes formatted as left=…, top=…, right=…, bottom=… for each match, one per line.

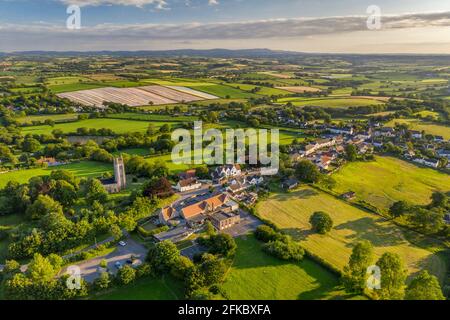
left=119, top=241, right=127, bottom=247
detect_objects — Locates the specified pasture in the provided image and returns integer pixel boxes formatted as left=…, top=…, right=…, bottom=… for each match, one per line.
left=385, top=119, right=450, bottom=139
left=95, top=276, right=183, bottom=300
left=257, top=186, right=447, bottom=281
left=275, top=86, right=321, bottom=93
left=0, top=161, right=113, bottom=188
left=20, top=118, right=177, bottom=135
left=17, top=113, right=80, bottom=124
left=222, top=236, right=357, bottom=300
left=277, top=97, right=384, bottom=108
left=331, top=156, right=450, bottom=211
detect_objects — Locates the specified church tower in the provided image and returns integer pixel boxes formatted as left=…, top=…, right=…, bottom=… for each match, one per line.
left=113, top=156, right=127, bottom=190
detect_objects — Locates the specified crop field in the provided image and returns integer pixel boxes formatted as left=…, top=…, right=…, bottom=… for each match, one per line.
left=57, top=85, right=217, bottom=107
left=222, top=236, right=358, bottom=300
left=277, top=97, right=384, bottom=108
left=257, top=186, right=447, bottom=281
left=331, top=156, right=450, bottom=212
left=0, top=161, right=113, bottom=188
left=385, top=119, right=450, bottom=139
left=20, top=118, right=177, bottom=135
left=275, top=86, right=322, bottom=93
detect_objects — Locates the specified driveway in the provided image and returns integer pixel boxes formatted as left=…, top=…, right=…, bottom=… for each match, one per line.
left=60, top=237, right=148, bottom=283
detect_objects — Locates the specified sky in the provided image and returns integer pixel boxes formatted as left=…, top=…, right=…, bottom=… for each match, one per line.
left=0, top=0, right=450, bottom=53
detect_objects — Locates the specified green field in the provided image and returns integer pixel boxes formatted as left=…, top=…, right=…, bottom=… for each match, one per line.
left=385, top=119, right=450, bottom=139
left=222, top=236, right=358, bottom=300
left=48, top=83, right=106, bottom=94
left=332, top=156, right=450, bottom=211
left=21, top=118, right=178, bottom=135
left=17, top=113, right=80, bottom=124
left=277, top=97, right=384, bottom=108
left=227, top=83, right=291, bottom=96
left=95, top=276, right=184, bottom=300
left=0, top=161, right=112, bottom=188
left=105, top=113, right=198, bottom=122
left=257, top=186, right=447, bottom=281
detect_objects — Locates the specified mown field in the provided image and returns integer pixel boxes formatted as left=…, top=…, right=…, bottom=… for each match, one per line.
left=277, top=97, right=384, bottom=108
left=385, top=118, right=450, bottom=139
left=222, top=236, right=360, bottom=300
left=332, top=156, right=450, bottom=212
left=21, top=118, right=178, bottom=135
left=257, top=186, right=447, bottom=281
left=0, top=161, right=112, bottom=188
left=95, top=276, right=184, bottom=300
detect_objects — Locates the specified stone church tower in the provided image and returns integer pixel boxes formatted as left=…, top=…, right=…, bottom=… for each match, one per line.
left=113, top=156, right=126, bottom=190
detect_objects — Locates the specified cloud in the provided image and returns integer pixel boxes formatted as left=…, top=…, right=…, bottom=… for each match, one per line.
left=208, top=0, right=219, bottom=5
left=58, top=0, right=168, bottom=9
left=1, top=11, right=450, bottom=52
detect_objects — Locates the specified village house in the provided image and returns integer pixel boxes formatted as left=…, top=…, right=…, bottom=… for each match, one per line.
left=174, top=178, right=202, bottom=193
left=413, top=158, right=440, bottom=168
left=409, top=130, right=423, bottom=139
left=328, top=126, right=354, bottom=136
left=374, top=127, right=395, bottom=137
left=303, top=138, right=336, bottom=156
left=282, top=178, right=299, bottom=190
left=211, top=164, right=242, bottom=183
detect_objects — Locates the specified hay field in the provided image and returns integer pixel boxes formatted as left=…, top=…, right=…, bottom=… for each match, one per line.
left=257, top=187, right=447, bottom=281
left=57, top=85, right=218, bottom=107
left=276, top=86, right=321, bottom=93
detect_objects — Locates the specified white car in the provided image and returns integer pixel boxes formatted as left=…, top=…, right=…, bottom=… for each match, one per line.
left=118, top=241, right=127, bottom=247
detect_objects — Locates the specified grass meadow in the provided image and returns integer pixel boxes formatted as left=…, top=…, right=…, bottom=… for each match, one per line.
left=0, top=161, right=113, bottom=188
left=331, top=156, right=450, bottom=211
left=277, top=97, right=384, bottom=108
left=222, top=236, right=361, bottom=300
left=385, top=118, right=450, bottom=139
left=20, top=118, right=179, bottom=135
left=257, top=186, right=447, bottom=282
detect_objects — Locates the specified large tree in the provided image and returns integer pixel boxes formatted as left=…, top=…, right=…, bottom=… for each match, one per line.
left=405, top=270, right=445, bottom=300
left=309, top=211, right=333, bottom=234
left=26, top=195, right=63, bottom=220
left=146, top=240, right=181, bottom=274
left=295, top=160, right=322, bottom=183
left=342, top=241, right=374, bottom=294
left=376, top=252, right=407, bottom=300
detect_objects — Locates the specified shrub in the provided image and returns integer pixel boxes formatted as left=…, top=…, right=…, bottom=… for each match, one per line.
left=263, top=239, right=304, bottom=261
left=255, top=225, right=278, bottom=243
